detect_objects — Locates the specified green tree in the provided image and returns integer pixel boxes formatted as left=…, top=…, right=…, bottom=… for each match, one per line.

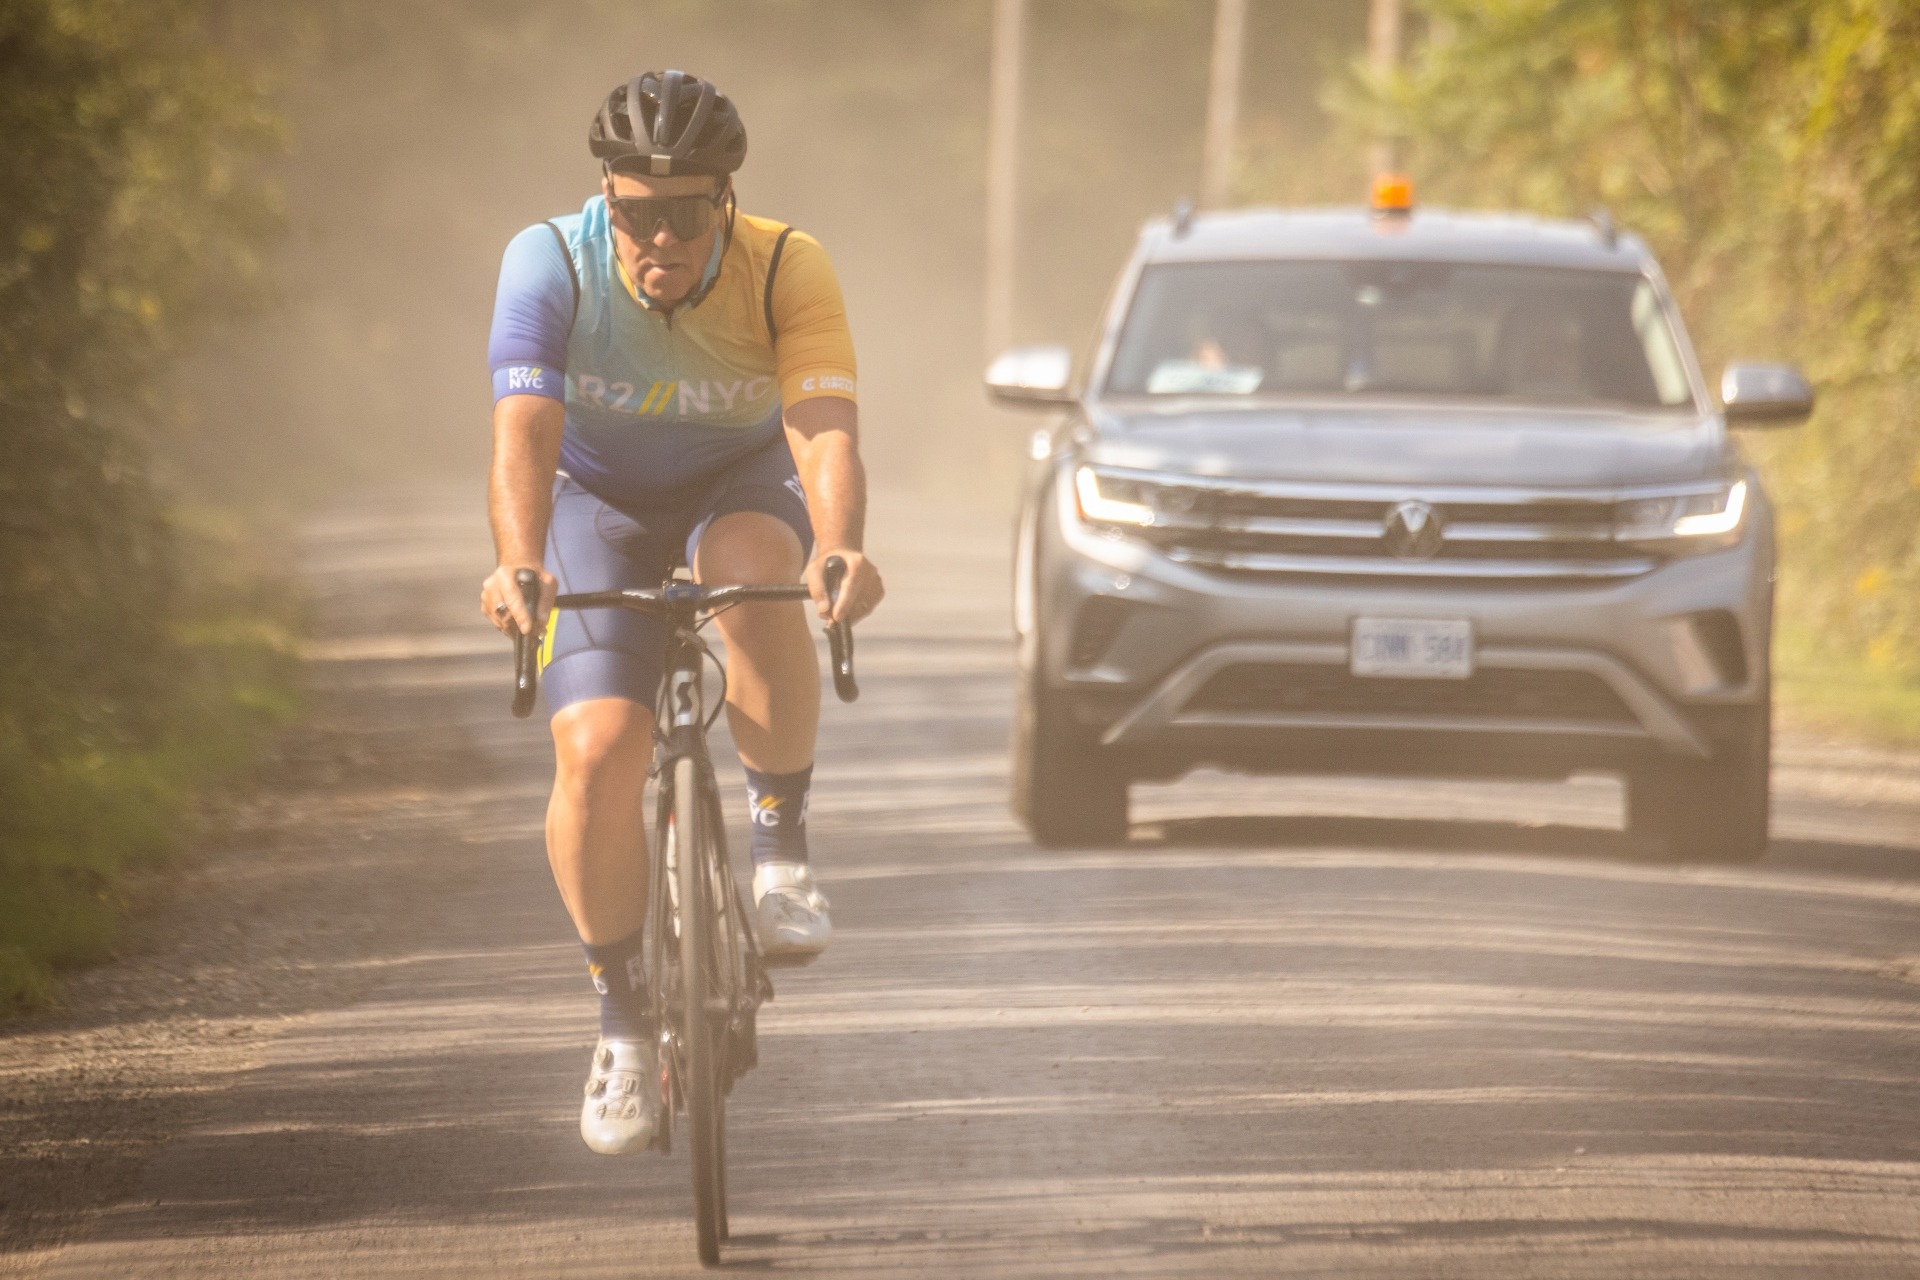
left=0, top=0, right=283, bottom=1009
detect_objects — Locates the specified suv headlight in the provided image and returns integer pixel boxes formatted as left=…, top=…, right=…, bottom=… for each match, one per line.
left=1615, top=480, right=1748, bottom=547
left=1074, top=466, right=1157, bottom=526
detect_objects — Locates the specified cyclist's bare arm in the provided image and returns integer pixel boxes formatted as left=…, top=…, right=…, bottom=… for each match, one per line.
left=483, top=394, right=564, bottom=636
left=784, top=395, right=884, bottom=625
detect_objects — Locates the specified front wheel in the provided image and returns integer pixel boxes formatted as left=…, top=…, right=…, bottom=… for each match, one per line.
left=1011, top=674, right=1129, bottom=848
left=1627, top=701, right=1770, bottom=864
left=673, top=756, right=727, bottom=1267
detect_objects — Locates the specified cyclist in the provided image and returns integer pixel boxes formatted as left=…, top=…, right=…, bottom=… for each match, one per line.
left=480, top=70, right=884, bottom=1156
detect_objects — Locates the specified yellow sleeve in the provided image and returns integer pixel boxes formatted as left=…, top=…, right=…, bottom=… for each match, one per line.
left=771, top=231, right=858, bottom=406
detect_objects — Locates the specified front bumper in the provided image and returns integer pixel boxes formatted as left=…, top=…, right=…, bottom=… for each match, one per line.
left=1026, top=472, right=1772, bottom=780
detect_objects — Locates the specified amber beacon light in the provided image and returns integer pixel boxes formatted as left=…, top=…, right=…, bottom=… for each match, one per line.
left=1370, top=172, right=1415, bottom=216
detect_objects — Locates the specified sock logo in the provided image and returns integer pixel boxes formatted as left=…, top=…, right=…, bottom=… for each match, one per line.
left=587, top=961, right=610, bottom=996
left=624, top=953, right=646, bottom=993
left=745, top=767, right=813, bottom=865
left=750, top=791, right=809, bottom=827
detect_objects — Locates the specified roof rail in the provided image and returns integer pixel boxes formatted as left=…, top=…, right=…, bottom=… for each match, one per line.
left=1172, top=199, right=1195, bottom=238
left=1587, top=207, right=1618, bottom=249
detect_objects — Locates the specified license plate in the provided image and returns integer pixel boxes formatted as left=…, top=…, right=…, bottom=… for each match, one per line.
left=1351, top=617, right=1474, bottom=679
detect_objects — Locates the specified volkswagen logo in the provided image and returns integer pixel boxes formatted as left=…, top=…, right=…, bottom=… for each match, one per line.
left=1383, top=499, right=1445, bottom=560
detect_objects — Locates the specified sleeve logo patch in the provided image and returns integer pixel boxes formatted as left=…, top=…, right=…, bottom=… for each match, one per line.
left=799, top=375, right=855, bottom=394
left=506, top=366, right=547, bottom=391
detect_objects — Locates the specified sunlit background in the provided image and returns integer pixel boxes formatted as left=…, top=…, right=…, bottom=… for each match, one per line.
left=7, top=0, right=1920, bottom=1008
left=182, top=1, right=1368, bottom=507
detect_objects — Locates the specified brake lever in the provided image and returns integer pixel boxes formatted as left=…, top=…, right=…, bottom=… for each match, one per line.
left=821, top=555, right=859, bottom=703
left=510, top=568, right=542, bottom=719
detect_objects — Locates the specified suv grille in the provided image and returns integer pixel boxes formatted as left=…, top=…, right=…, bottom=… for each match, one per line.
left=1089, top=469, right=1722, bottom=582
left=1188, top=663, right=1636, bottom=725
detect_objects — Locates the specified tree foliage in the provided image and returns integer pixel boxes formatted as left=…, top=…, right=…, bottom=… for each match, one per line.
left=0, top=0, right=283, bottom=1009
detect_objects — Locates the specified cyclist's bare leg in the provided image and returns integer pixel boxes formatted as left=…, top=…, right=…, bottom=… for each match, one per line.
left=548, top=697, right=654, bottom=943
left=693, top=511, right=819, bottom=772
left=551, top=698, right=665, bottom=1153
left=695, top=510, right=833, bottom=955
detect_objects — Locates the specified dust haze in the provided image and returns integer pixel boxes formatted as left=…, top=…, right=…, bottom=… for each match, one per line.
left=184, top=0, right=1362, bottom=516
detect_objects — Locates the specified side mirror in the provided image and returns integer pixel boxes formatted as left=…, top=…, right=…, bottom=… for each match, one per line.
left=985, top=345, right=1074, bottom=407
left=1721, top=363, right=1813, bottom=427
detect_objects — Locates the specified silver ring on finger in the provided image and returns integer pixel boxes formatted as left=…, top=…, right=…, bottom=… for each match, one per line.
left=493, top=602, right=510, bottom=617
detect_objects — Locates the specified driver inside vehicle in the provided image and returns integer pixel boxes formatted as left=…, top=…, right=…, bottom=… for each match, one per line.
left=1146, top=307, right=1271, bottom=395
left=1192, top=307, right=1270, bottom=374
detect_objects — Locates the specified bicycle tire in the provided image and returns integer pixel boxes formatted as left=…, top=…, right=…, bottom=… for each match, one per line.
left=714, top=1093, right=729, bottom=1240
left=648, top=780, right=676, bottom=1158
left=700, top=778, right=745, bottom=1242
left=675, top=754, right=727, bottom=1267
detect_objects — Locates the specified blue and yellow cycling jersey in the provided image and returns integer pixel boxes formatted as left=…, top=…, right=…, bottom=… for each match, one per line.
left=487, top=196, right=857, bottom=511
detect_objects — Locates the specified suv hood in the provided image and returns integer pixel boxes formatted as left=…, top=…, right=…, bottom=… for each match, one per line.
left=1082, top=402, right=1727, bottom=490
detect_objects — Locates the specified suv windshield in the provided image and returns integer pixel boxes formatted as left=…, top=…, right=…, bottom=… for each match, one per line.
left=1106, top=261, right=1695, bottom=410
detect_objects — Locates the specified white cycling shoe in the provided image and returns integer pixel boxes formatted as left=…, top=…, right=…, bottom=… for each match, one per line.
left=580, top=1037, right=659, bottom=1155
left=753, top=861, right=833, bottom=960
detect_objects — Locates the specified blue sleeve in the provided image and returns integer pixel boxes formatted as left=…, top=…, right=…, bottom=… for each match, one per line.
left=488, top=224, right=574, bottom=401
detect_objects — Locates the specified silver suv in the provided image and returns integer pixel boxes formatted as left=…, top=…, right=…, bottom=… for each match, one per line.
left=992, top=201, right=1812, bottom=861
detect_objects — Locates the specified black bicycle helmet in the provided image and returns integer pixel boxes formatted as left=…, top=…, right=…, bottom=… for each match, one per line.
left=589, top=70, right=747, bottom=178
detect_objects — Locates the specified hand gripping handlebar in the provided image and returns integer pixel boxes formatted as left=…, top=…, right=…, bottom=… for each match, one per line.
left=821, top=555, right=859, bottom=704
left=511, top=568, right=542, bottom=719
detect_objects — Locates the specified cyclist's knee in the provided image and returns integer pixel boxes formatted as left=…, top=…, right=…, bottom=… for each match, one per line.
left=551, top=698, right=654, bottom=793
left=695, top=511, right=804, bottom=586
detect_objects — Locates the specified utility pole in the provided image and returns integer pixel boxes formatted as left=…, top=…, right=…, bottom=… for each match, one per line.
left=984, top=0, right=1026, bottom=362
left=1200, top=0, right=1248, bottom=208
left=1367, top=0, right=1403, bottom=177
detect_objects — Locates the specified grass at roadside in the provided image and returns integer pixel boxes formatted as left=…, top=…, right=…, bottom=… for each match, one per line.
left=0, top=518, right=302, bottom=1015
left=1776, top=623, right=1920, bottom=745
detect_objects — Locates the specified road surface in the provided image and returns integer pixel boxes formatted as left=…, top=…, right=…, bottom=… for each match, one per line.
left=4, top=484, right=1918, bottom=1277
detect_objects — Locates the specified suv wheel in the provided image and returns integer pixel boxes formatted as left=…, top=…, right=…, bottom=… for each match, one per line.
left=1011, top=675, right=1129, bottom=848
left=1626, top=702, right=1770, bottom=864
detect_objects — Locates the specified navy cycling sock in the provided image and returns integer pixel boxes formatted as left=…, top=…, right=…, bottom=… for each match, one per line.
left=582, top=929, right=649, bottom=1041
left=744, top=764, right=812, bottom=867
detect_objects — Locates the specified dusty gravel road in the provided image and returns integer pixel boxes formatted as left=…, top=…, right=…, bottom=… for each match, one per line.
left=4, top=484, right=1919, bottom=1277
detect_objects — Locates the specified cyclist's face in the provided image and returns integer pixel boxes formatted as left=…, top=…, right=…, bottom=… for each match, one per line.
left=603, top=171, right=725, bottom=306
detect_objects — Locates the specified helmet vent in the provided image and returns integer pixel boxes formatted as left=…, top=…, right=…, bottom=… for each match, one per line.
left=588, top=70, right=748, bottom=177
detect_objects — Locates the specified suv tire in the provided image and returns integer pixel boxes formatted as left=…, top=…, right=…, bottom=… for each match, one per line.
left=1627, top=702, right=1770, bottom=864
left=1011, top=675, right=1129, bottom=848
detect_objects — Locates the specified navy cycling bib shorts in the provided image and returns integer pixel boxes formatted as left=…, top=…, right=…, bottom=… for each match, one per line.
left=541, top=440, right=813, bottom=711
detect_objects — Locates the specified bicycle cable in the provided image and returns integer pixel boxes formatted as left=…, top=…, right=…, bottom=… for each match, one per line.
left=689, top=612, right=731, bottom=733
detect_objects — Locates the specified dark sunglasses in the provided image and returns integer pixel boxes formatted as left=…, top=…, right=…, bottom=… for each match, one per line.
left=605, top=187, right=727, bottom=240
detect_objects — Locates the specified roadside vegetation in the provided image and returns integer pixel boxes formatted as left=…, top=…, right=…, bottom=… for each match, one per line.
left=0, top=0, right=295, bottom=1011
left=1289, top=1, right=1920, bottom=737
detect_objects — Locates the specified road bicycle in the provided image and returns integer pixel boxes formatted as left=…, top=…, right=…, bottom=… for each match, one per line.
left=508, top=558, right=858, bottom=1268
